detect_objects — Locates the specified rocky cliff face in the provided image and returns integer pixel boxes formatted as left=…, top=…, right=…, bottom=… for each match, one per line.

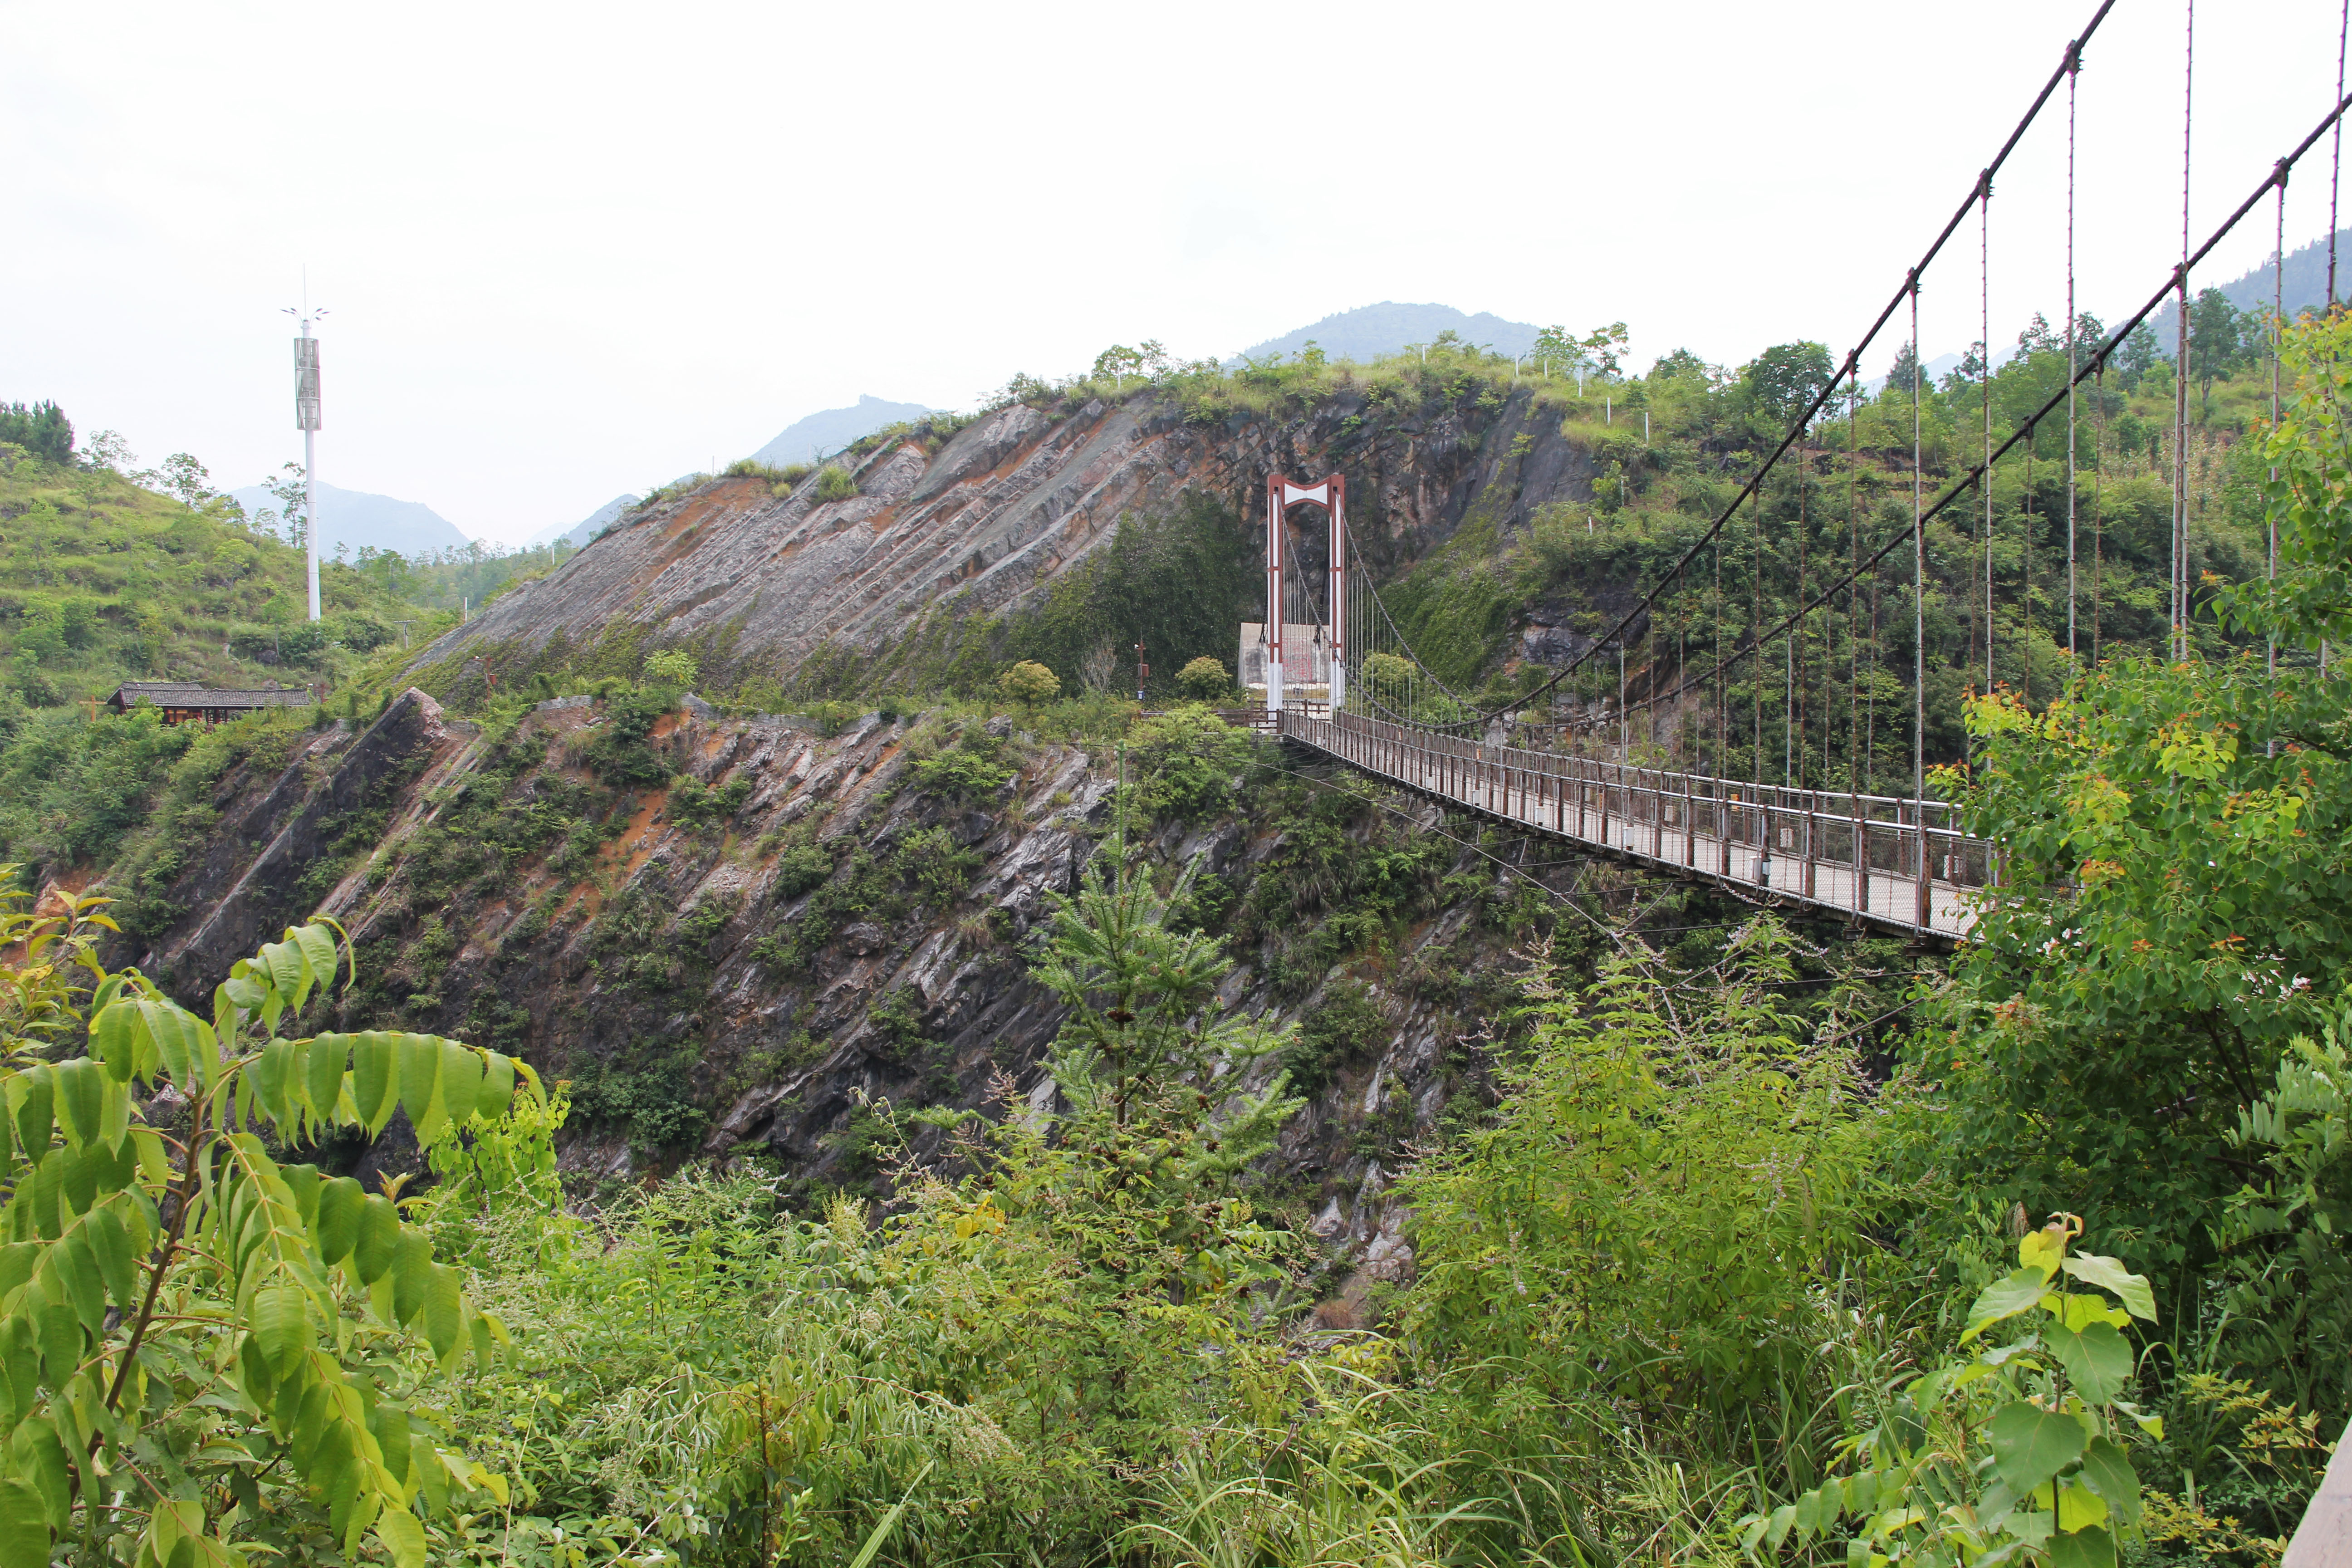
left=126, top=687, right=1580, bottom=1279
left=404, top=384, right=1607, bottom=691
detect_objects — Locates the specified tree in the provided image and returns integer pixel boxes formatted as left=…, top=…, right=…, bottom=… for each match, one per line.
left=1882, top=339, right=1923, bottom=395
left=2072, top=309, right=2109, bottom=361
left=1027, top=840, right=1301, bottom=1284
left=1533, top=324, right=1584, bottom=380
left=267, top=460, right=310, bottom=549
left=2113, top=323, right=2164, bottom=392
left=2220, top=309, right=2352, bottom=651
left=998, top=659, right=1059, bottom=706
left=0, top=402, right=73, bottom=465
left=1582, top=320, right=1630, bottom=378
left=2018, top=311, right=2062, bottom=357
left=1174, top=656, right=1232, bottom=702
left=1741, top=340, right=1834, bottom=429
left=150, top=452, right=219, bottom=511
left=0, top=877, right=528, bottom=1565
left=1921, top=319, right=2352, bottom=1279
left=2190, top=287, right=2249, bottom=418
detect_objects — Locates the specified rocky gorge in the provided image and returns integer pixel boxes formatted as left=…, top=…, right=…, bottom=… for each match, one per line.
left=115, top=681, right=1607, bottom=1298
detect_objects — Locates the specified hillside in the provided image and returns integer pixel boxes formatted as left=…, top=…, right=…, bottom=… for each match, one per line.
left=0, top=443, right=449, bottom=713
left=400, top=365, right=1607, bottom=711
left=396, top=329, right=2262, bottom=799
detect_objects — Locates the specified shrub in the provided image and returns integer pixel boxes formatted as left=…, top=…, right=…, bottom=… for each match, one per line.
left=814, top=466, right=859, bottom=503
left=912, top=747, right=1014, bottom=802
left=1175, top=655, right=1234, bottom=701
left=643, top=648, right=699, bottom=687
left=1282, top=978, right=1389, bottom=1095
left=998, top=659, right=1060, bottom=705
left=771, top=838, right=833, bottom=900
left=1405, top=919, right=1885, bottom=1418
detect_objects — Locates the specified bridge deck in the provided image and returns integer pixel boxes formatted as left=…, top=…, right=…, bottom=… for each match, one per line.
left=1272, top=710, right=1987, bottom=939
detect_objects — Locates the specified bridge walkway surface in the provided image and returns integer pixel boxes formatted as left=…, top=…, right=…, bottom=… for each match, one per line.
left=1253, top=708, right=1990, bottom=941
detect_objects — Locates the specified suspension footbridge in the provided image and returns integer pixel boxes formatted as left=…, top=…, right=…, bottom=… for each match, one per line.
left=1220, top=0, right=2352, bottom=942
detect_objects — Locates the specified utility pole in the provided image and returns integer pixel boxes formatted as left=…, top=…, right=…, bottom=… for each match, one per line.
left=1133, top=640, right=1148, bottom=705
left=283, top=287, right=328, bottom=622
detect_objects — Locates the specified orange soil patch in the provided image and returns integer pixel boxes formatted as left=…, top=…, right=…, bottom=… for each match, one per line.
left=553, top=785, right=673, bottom=925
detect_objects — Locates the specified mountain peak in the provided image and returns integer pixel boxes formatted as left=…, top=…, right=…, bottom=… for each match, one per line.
left=1229, top=302, right=1545, bottom=366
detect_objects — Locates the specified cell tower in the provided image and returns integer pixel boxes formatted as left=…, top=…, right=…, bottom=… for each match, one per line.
left=284, top=293, right=328, bottom=622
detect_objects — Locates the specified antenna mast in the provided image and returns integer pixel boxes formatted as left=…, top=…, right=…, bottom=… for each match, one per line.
left=284, top=282, right=328, bottom=622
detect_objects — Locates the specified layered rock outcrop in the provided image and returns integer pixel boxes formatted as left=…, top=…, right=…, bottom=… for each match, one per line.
left=405, top=385, right=1606, bottom=686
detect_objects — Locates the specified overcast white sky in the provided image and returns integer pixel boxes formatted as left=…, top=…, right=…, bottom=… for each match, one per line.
left=4, top=0, right=2345, bottom=545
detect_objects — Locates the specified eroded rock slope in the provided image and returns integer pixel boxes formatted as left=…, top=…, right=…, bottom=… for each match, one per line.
left=127, top=688, right=1580, bottom=1274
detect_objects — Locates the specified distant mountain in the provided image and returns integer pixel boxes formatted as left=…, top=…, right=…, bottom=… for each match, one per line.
left=2140, top=226, right=2350, bottom=351
left=525, top=494, right=639, bottom=551
left=225, top=480, right=470, bottom=558
left=749, top=395, right=933, bottom=467
left=1228, top=303, right=1545, bottom=366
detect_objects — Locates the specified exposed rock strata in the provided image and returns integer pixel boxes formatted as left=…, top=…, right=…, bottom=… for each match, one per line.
left=123, top=695, right=1574, bottom=1272
left=405, top=386, right=1604, bottom=686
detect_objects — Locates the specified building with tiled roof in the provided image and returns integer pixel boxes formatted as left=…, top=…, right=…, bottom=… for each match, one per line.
left=105, top=681, right=318, bottom=725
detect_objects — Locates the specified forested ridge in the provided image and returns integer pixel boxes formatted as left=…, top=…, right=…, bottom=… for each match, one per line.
left=0, top=304, right=2342, bottom=1567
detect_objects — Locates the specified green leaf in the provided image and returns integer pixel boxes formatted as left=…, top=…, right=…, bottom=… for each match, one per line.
left=253, top=1281, right=314, bottom=1375
left=0, top=1316, right=39, bottom=1424
left=439, top=1043, right=483, bottom=1127
left=10, top=1414, right=71, bottom=1529
left=2062, top=1253, right=2159, bottom=1323
left=371, top=1402, right=411, bottom=1485
left=89, top=1002, right=138, bottom=1081
left=306, top=1034, right=349, bottom=1125
left=1989, top=1401, right=2088, bottom=1495
left=13, top=1071, right=52, bottom=1161
left=2046, top=1524, right=2116, bottom=1568
left=316, top=1176, right=364, bottom=1266
left=84, top=1207, right=136, bottom=1309
left=48, top=1060, right=101, bottom=1153
left=249, top=1039, right=296, bottom=1126
left=1965, top=1268, right=2054, bottom=1341
left=291, top=922, right=343, bottom=998
left=257, top=938, right=309, bottom=1014
left=2077, top=1436, right=2142, bottom=1525
left=397, top=1035, right=445, bottom=1145
left=0, top=1477, right=50, bottom=1567
left=421, top=1263, right=462, bottom=1362
left=33, top=1294, right=82, bottom=1387
left=351, top=1034, right=398, bottom=1136
left=353, top=1194, right=401, bottom=1286
left=412, top=1434, right=449, bottom=1515
left=374, top=1506, right=426, bottom=1568
left=51, top=1229, right=105, bottom=1334
left=390, top=1231, right=434, bottom=1326
left=0, top=1247, right=33, bottom=1303
left=2045, top=1320, right=2135, bottom=1405
left=476, top=1053, right=516, bottom=1122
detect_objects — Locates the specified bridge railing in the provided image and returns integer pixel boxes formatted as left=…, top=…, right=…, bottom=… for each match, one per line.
left=1278, top=708, right=1993, bottom=929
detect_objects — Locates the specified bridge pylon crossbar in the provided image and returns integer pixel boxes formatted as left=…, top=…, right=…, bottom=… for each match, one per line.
left=1274, top=709, right=1988, bottom=940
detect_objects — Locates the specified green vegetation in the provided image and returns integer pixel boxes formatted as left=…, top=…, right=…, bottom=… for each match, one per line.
left=1174, top=655, right=1234, bottom=701
left=0, top=306, right=2341, bottom=1565
left=995, top=658, right=1058, bottom=706
left=0, top=888, right=536, bottom=1566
